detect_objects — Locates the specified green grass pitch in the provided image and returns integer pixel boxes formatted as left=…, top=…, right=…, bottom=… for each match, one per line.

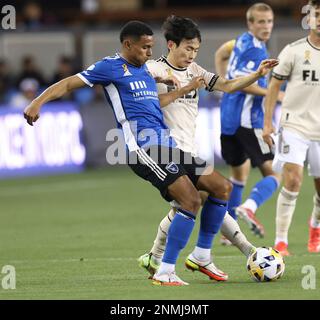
left=0, top=167, right=319, bottom=299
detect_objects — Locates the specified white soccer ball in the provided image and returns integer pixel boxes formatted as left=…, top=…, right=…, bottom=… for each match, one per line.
left=247, top=246, right=285, bottom=282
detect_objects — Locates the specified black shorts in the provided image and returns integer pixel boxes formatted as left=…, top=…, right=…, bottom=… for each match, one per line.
left=220, top=127, right=274, bottom=167
left=127, top=145, right=208, bottom=202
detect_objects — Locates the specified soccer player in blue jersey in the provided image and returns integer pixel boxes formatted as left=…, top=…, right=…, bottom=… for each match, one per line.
left=215, top=3, right=284, bottom=238
left=24, top=21, right=278, bottom=286
left=139, top=16, right=258, bottom=282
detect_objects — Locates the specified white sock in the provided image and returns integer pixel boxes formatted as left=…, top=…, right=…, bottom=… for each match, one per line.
left=310, top=193, right=320, bottom=228
left=275, top=187, right=299, bottom=245
left=150, top=209, right=175, bottom=259
left=242, top=199, right=258, bottom=213
left=192, top=246, right=211, bottom=262
left=221, top=212, right=255, bottom=257
left=157, top=262, right=175, bottom=275
left=275, top=236, right=288, bottom=245
left=230, top=177, right=246, bottom=186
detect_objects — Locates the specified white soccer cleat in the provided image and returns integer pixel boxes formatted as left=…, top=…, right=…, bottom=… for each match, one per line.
left=185, top=253, right=228, bottom=281
left=152, top=272, right=189, bottom=286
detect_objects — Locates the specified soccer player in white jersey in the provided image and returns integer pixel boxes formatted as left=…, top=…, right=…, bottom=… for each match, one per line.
left=138, top=15, right=260, bottom=281
left=263, top=0, right=320, bottom=255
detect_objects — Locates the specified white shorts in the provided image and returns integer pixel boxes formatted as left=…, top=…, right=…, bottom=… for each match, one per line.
left=272, top=128, right=320, bottom=177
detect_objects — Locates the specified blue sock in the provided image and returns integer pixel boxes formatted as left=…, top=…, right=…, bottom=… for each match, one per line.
left=162, top=209, right=196, bottom=265
left=249, top=175, right=279, bottom=207
left=196, top=196, right=228, bottom=249
left=228, top=180, right=245, bottom=220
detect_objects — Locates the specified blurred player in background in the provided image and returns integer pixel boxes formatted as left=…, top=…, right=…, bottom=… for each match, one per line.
left=263, top=0, right=320, bottom=255
left=139, top=15, right=258, bottom=281
left=215, top=3, right=284, bottom=239
left=23, top=20, right=278, bottom=286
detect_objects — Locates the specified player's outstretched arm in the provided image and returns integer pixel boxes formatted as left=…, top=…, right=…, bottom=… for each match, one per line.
left=158, top=76, right=205, bottom=108
left=24, top=75, right=86, bottom=126
left=262, top=76, right=285, bottom=147
left=213, top=59, right=279, bottom=94
left=214, top=43, right=283, bottom=100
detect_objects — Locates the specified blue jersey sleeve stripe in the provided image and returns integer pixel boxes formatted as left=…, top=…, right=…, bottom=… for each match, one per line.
left=76, top=73, right=94, bottom=87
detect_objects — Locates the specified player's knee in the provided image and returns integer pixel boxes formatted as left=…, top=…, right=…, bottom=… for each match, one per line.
left=220, top=179, right=233, bottom=199
left=180, top=191, right=201, bottom=214
left=285, top=173, right=302, bottom=191
left=210, top=179, right=233, bottom=200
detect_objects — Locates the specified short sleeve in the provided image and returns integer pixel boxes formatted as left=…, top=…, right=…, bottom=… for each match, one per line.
left=77, top=59, right=112, bottom=87
left=234, top=47, right=265, bottom=77
left=191, top=63, right=219, bottom=92
left=272, top=45, right=293, bottom=80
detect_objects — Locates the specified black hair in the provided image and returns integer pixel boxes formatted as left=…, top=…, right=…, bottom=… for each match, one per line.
left=120, top=21, right=153, bottom=43
left=309, top=0, right=320, bottom=6
left=162, top=15, right=201, bottom=46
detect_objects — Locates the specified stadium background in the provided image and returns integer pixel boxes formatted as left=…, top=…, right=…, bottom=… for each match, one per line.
left=0, top=0, right=319, bottom=300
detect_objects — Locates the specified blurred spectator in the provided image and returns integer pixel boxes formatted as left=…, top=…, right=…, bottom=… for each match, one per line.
left=100, top=0, right=141, bottom=11
left=22, top=1, right=43, bottom=30
left=9, top=78, right=39, bottom=110
left=0, top=60, right=14, bottom=104
left=15, top=55, right=46, bottom=89
left=81, top=0, right=99, bottom=13
left=51, top=56, right=75, bottom=84
left=51, top=56, right=76, bottom=101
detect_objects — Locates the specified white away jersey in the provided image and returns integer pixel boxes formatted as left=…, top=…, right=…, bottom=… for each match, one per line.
left=272, top=37, right=320, bottom=140
left=147, top=56, right=218, bottom=155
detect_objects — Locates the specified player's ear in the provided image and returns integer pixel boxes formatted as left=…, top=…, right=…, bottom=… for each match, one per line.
left=167, top=40, right=177, bottom=51
left=123, top=39, right=132, bottom=50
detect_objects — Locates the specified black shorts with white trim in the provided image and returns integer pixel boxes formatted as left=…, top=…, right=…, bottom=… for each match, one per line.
left=127, top=145, right=208, bottom=202
left=221, top=127, right=274, bottom=167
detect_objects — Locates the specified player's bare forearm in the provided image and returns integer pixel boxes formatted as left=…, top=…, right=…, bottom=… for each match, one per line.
left=262, top=77, right=284, bottom=146
left=214, top=59, right=279, bottom=93
left=214, top=71, right=260, bottom=93
left=24, top=75, right=86, bottom=126
left=159, top=85, right=193, bottom=107
left=264, top=77, right=284, bottom=128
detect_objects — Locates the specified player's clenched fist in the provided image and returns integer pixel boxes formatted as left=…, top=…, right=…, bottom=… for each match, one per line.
left=24, top=103, right=41, bottom=126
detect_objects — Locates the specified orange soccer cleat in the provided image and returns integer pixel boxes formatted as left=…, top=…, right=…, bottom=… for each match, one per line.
left=308, top=222, right=320, bottom=253
left=274, top=241, right=291, bottom=256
